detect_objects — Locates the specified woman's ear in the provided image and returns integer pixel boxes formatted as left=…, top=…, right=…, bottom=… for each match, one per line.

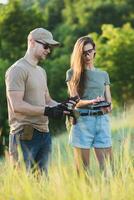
left=94, top=52, right=96, bottom=58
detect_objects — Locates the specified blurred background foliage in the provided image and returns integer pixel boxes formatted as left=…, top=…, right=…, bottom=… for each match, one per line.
left=0, top=0, right=134, bottom=154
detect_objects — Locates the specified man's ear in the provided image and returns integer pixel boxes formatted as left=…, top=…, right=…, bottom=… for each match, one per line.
left=30, top=38, right=36, bottom=48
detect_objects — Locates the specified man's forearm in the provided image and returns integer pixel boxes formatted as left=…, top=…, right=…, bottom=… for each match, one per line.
left=13, top=100, right=44, bottom=116
left=46, top=99, right=59, bottom=107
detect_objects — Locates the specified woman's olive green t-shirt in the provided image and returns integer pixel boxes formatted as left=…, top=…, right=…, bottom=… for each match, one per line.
left=66, top=68, right=110, bottom=100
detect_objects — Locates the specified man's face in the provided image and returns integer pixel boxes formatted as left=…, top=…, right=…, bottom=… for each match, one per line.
left=34, top=40, right=52, bottom=60
left=82, top=43, right=95, bottom=65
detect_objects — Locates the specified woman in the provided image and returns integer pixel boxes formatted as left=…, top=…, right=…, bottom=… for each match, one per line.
left=66, top=36, right=112, bottom=174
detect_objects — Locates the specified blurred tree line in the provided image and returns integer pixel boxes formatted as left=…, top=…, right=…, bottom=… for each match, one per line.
left=0, top=0, right=134, bottom=154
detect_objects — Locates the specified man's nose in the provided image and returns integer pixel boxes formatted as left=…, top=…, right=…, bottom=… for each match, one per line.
left=47, top=48, right=51, bottom=53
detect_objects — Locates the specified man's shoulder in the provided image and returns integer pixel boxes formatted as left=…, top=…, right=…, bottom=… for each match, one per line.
left=6, top=58, right=26, bottom=72
left=5, top=58, right=28, bottom=78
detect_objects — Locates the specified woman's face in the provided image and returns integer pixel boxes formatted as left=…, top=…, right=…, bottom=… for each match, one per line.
left=82, top=43, right=95, bottom=65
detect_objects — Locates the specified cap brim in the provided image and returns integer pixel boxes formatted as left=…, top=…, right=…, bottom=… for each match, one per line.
left=44, top=39, right=60, bottom=46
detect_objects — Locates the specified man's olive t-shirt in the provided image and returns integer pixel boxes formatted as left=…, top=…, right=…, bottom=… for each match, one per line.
left=5, top=58, right=50, bottom=134
left=66, top=68, right=110, bottom=100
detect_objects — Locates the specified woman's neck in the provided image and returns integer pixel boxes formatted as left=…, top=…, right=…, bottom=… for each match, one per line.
left=85, top=64, right=95, bottom=70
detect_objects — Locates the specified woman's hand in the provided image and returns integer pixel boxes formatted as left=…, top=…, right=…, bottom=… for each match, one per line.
left=90, top=96, right=105, bottom=105
left=101, top=104, right=112, bottom=113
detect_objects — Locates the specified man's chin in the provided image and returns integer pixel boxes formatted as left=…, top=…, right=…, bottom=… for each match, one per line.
left=38, top=55, right=47, bottom=61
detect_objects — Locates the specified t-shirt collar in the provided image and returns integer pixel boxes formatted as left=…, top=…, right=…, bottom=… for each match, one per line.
left=85, top=66, right=95, bottom=71
left=23, top=57, right=37, bottom=68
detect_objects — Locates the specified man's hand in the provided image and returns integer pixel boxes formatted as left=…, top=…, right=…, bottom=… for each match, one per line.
left=44, top=106, right=63, bottom=119
left=44, top=96, right=80, bottom=119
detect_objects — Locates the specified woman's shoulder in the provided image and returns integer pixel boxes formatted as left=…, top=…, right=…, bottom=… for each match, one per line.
left=66, top=68, right=73, bottom=77
left=95, top=68, right=109, bottom=75
left=66, top=68, right=73, bottom=74
left=66, top=68, right=73, bottom=82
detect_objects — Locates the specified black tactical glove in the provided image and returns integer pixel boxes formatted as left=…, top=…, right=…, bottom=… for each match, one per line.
left=44, top=106, right=63, bottom=119
left=44, top=96, right=80, bottom=119
left=60, top=96, right=80, bottom=113
left=61, top=96, right=80, bottom=125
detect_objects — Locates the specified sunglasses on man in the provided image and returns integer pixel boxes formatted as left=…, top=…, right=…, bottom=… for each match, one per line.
left=35, top=40, right=53, bottom=51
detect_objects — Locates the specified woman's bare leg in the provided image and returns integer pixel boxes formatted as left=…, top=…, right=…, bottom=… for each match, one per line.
left=94, top=147, right=112, bottom=171
left=73, top=147, right=90, bottom=174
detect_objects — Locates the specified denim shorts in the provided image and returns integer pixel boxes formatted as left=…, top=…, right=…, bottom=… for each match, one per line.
left=9, top=129, right=52, bottom=173
left=69, top=109, right=112, bottom=149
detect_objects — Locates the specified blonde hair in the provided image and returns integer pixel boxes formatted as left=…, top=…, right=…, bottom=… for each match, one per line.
left=68, top=36, right=95, bottom=97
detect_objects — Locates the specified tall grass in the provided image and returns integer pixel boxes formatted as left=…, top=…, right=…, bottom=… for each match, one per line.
left=0, top=108, right=134, bottom=200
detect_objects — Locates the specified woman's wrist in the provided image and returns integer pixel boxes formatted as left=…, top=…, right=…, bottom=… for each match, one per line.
left=89, top=99, right=97, bottom=105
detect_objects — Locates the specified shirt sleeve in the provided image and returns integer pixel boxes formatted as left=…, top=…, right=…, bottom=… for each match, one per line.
left=5, top=66, right=28, bottom=91
left=104, top=71, right=110, bottom=85
left=65, top=69, right=73, bottom=82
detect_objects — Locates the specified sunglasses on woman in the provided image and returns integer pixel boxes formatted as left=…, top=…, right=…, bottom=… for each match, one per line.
left=83, top=48, right=94, bottom=56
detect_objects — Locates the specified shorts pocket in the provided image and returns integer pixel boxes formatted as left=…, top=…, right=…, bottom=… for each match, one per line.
left=103, top=114, right=110, bottom=122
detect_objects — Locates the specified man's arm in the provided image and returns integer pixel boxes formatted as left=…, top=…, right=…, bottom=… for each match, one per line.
left=7, top=90, right=77, bottom=119
left=7, top=90, right=44, bottom=116
left=45, top=87, right=58, bottom=107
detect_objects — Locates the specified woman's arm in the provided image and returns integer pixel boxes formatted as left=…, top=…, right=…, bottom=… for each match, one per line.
left=104, top=85, right=112, bottom=103
left=76, top=97, right=105, bottom=108
left=66, top=82, right=78, bottom=97
left=67, top=81, right=106, bottom=108
left=103, top=85, right=112, bottom=112
left=76, top=99, right=96, bottom=108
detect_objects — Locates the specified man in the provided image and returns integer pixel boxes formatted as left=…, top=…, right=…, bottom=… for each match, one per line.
left=5, top=28, right=77, bottom=174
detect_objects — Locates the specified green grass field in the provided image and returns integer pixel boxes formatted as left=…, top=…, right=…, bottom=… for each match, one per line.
left=0, top=107, right=134, bottom=200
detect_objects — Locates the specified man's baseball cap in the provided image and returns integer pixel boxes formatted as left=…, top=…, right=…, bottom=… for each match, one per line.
left=29, top=28, right=59, bottom=45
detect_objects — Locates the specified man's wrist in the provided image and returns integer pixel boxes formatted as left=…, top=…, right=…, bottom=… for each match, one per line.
left=41, top=107, right=45, bottom=115
left=44, top=106, right=63, bottom=119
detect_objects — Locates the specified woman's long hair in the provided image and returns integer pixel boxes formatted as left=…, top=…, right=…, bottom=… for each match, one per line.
left=68, top=36, right=95, bottom=97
